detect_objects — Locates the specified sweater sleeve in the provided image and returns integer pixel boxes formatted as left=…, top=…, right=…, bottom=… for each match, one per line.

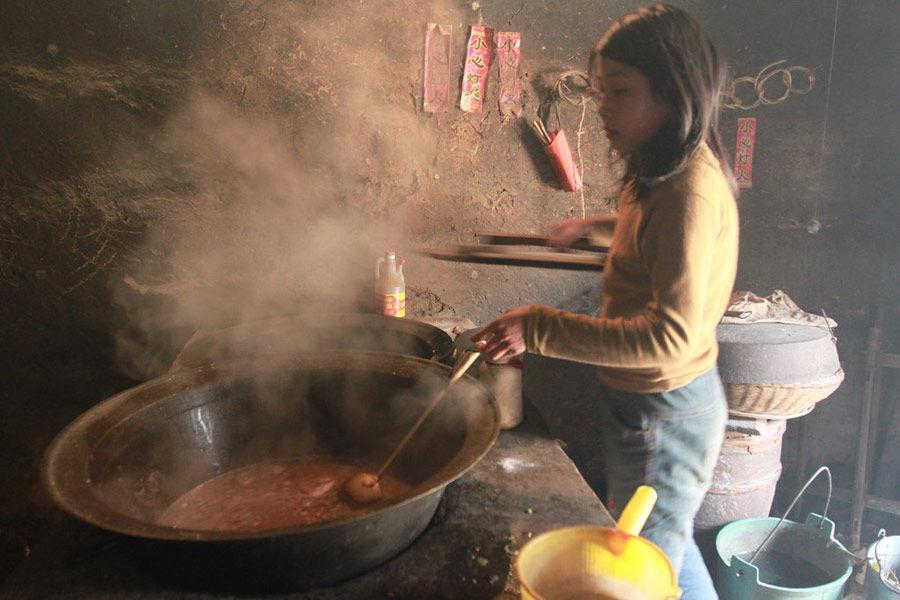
left=524, top=192, right=719, bottom=369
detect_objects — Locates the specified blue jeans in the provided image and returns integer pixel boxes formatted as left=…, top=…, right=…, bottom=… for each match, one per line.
left=598, top=367, right=727, bottom=600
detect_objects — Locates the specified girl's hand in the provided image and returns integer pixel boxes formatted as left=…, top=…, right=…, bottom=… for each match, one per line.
left=550, top=215, right=617, bottom=248
left=549, top=218, right=593, bottom=248
left=471, top=306, right=531, bottom=361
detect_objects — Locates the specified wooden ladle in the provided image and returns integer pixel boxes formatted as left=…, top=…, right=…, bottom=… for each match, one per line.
left=343, top=350, right=481, bottom=503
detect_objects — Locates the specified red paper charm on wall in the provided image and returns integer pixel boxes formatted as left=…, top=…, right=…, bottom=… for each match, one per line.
left=496, top=31, right=522, bottom=117
left=460, top=26, right=493, bottom=113
left=734, top=117, right=757, bottom=189
left=423, top=23, right=452, bottom=113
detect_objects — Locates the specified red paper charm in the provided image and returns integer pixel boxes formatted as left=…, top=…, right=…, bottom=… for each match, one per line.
left=423, top=23, right=452, bottom=113
left=460, top=26, right=493, bottom=113
left=496, top=31, right=522, bottom=117
left=734, top=117, right=756, bottom=189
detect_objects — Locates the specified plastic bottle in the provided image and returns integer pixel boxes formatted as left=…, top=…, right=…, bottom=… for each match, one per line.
left=376, top=252, right=405, bottom=317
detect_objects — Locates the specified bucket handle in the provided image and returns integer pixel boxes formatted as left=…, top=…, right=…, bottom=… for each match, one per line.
left=873, top=529, right=887, bottom=570
left=747, top=465, right=833, bottom=564
left=874, top=529, right=900, bottom=592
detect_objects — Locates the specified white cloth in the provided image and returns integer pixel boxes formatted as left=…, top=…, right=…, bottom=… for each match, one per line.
left=721, top=289, right=837, bottom=328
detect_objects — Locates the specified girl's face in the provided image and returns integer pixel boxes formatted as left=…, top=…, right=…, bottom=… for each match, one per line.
left=591, top=56, right=669, bottom=155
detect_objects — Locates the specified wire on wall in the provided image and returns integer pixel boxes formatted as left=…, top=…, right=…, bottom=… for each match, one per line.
left=815, top=0, right=841, bottom=223
left=722, top=60, right=817, bottom=110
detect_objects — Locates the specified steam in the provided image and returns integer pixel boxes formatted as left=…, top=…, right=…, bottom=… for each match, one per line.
left=113, top=0, right=466, bottom=378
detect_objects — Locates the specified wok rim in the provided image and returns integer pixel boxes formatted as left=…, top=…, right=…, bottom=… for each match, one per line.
left=42, top=350, right=499, bottom=541
left=172, top=313, right=457, bottom=368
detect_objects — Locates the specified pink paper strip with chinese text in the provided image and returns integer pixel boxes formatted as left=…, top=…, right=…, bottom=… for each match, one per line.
left=423, top=23, right=452, bottom=113
left=734, top=117, right=757, bottom=189
left=460, top=25, right=493, bottom=113
left=496, top=31, right=522, bottom=117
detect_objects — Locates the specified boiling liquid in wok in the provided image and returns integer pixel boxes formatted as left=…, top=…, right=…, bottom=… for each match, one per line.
left=157, top=459, right=411, bottom=532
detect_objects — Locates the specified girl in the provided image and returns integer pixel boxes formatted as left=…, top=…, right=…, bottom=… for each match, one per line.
left=474, top=5, right=738, bottom=598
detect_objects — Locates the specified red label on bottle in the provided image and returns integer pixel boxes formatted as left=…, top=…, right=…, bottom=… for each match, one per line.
left=382, top=293, right=406, bottom=317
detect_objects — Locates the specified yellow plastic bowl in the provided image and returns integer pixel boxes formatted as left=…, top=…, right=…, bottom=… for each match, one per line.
left=517, top=526, right=681, bottom=600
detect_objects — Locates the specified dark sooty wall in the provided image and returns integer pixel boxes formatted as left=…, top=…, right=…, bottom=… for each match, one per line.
left=1, top=0, right=897, bottom=547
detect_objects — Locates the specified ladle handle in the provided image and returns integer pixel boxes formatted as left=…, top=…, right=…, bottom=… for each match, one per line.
left=616, top=485, right=657, bottom=536
left=448, top=350, right=481, bottom=385
left=374, top=351, right=480, bottom=480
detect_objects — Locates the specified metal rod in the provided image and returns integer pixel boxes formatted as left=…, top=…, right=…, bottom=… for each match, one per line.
left=415, top=246, right=606, bottom=272
left=477, top=232, right=609, bottom=253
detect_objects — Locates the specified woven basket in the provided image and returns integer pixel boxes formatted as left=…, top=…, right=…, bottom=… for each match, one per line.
left=724, top=369, right=845, bottom=419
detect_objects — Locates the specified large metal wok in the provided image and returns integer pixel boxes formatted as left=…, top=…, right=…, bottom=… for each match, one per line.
left=42, top=351, right=500, bottom=592
left=169, top=313, right=456, bottom=371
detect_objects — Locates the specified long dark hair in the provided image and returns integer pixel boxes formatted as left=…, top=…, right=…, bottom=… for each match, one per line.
left=591, top=4, right=735, bottom=196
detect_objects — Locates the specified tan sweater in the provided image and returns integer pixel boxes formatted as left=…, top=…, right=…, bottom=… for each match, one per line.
left=524, top=144, right=739, bottom=392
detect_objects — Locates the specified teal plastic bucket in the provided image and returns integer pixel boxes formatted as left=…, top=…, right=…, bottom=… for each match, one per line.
left=866, top=535, right=900, bottom=600
left=715, top=513, right=852, bottom=599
